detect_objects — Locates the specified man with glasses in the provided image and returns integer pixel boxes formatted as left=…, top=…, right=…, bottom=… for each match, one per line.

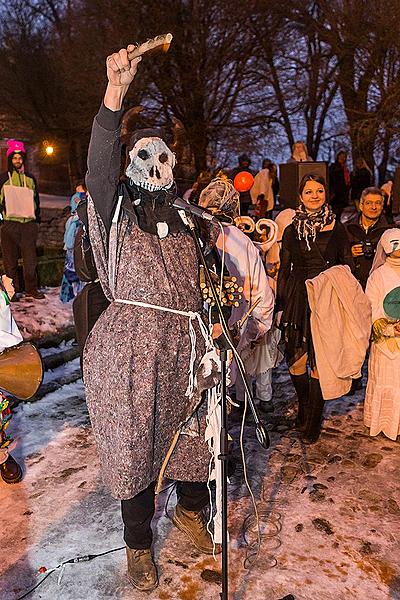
left=345, top=187, right=393, bottom=289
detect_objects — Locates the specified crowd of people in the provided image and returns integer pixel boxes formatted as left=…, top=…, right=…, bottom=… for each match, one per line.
left=0, top=46, right=399, bottom=595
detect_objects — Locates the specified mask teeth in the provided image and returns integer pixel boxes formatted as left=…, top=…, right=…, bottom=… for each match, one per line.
left=129, top=178, right=173, bottom=192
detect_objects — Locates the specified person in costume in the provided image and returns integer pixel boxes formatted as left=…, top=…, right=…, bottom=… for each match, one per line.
left=60, top=184, right=86, bottom=303
left=364, top=229, right=400, bottom=440
left=0, top=275, right=24, bottom=483
left=83, top=46, right=222, bottom=592
left=0, top=140, right=44, bottom=301
left=276, top=174, right=354, bottom=443
left=198, top=176, right=276, bottom=412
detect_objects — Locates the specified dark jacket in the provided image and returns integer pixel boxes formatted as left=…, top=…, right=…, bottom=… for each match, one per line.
left=72, top=198, right=109, bottom=354
left=329, top=162, right=350, bottom=207
left=345, top=213, right=393, bottom=289
left=350, top=168, right=373, bottom=202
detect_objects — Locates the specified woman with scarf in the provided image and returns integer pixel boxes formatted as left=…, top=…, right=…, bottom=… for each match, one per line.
left=364, top=229, right=400, bottom=440
left=276, top=174, right=353, bottom=443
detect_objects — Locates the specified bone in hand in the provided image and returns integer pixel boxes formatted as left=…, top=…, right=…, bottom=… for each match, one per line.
left=127, top=33, right=173, bottom=60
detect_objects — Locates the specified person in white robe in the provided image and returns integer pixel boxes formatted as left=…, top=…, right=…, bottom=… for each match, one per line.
left=364, top=228, right=400, bottom=440
left=198, top=176, right=276, bottom=412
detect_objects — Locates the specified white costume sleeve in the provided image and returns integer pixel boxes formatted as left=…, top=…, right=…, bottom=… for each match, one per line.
left=216, top=225, right=274, bottom=345
left=365, top=269, right=384, bottom=324
left=0, top=293, right=23, bottom=352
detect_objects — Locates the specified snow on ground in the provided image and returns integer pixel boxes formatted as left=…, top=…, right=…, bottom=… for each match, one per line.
left=11, top=287, right=74, bottom=340
left=1, top=359, right=399, bottom=600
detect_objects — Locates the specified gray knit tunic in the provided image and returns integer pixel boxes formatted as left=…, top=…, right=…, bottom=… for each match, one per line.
left=83, top=105, right=212, bottom=500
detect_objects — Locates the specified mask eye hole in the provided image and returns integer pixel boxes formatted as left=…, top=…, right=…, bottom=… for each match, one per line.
left=159, top=152, right=168, bottom=164
left=138, top=149, right=149, bottom=160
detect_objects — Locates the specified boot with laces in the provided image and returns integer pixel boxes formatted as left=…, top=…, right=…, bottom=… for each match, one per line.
left=172, top=504, right=222, bottom=555
left=125, top=547, right=158, bottom=592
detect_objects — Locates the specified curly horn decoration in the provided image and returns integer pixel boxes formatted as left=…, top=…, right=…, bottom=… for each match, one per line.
left=253, top=219, right=279, bottom=253
left=234, top=216, right=255, bottom=234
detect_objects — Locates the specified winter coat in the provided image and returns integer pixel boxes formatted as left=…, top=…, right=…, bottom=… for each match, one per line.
left=345, top=214, right=393, bottom=289
left=350, top=168, right=373, bottom=202
left=329, top=162, right=350, bottom=208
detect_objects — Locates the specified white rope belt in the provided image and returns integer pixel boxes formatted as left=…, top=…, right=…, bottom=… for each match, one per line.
left=114, top=298, right=210, bottom=398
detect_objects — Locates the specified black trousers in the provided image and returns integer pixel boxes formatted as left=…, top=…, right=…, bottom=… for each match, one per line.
left=1, top=221, right=39, bottom=293
left=121, top=480, right=209, bottom=549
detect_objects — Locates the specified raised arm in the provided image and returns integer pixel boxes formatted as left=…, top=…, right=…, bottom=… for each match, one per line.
left=86, top=46, right=142, bottom=231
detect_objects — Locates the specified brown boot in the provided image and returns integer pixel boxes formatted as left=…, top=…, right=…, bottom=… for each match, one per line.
left=172, top=504, right=222, bottom=555
left=125, top=547, right=158, bottom=592
left=0, top=455, right=23, bottom=484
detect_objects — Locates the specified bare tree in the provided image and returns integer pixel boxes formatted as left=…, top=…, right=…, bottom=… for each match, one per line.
left=250, top=0, right=342, bottom=160
left=302, top=0, right=400, bottom=175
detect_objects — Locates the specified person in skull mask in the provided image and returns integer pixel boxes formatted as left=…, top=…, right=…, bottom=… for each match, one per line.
left=83, top=46, right=221, bottom=593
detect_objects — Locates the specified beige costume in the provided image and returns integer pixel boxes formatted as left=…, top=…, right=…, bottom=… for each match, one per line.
left=306, top=265, right=371, bottom=400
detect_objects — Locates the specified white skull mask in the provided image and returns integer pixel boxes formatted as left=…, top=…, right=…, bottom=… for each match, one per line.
left=126, top=137, right=176, bottom=191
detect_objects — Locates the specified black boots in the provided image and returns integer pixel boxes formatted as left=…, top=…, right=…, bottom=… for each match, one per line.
left=301, top=377, right=325, bottom=444
left=0, top=455, right=23, bottom=484
left=289, top=372, right=309, bottom=430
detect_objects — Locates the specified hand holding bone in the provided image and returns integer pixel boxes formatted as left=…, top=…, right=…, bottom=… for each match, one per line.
left=104, top=46, right=141, bottom=111
left=106, top=45, right=141, bottom=88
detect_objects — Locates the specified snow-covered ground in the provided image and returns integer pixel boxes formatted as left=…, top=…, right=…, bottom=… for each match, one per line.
left=1, top=361, right=399, bottom=600
left=11, top=287, right=74, bottom=340
left=2, top=287, right=399, bottom=600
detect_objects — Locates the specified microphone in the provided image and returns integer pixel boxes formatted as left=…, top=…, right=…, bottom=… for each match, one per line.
left=170, top=196, right=219, bottom=223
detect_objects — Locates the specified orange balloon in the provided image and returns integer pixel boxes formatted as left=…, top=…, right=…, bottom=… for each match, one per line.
left=234, top=171, right=254, bottom=192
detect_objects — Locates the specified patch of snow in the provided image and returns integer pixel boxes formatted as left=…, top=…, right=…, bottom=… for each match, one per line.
left=11, top=287, right=74, bottom=340
left=0, top=364, right=399, bottom=600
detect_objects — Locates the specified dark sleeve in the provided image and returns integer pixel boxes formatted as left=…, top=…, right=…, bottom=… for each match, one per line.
left=344, top=222, right=355, bottom=247
left=276, top=225, right=293, bottom=311
left=85, top=102, right=125, bottom=231
left=336, top=222, right=355, bottom=272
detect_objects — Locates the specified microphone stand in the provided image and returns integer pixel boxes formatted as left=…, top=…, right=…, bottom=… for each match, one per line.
left=179, top=212, right=269, bottom=600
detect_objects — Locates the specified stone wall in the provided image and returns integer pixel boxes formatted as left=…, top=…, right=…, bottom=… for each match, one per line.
left=0, top=207, right=69, bottom=287
left=37, top=206, right=70, bottom=249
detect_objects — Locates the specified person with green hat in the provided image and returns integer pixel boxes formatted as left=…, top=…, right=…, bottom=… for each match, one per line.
left=364, top=228, right=400, bottom=440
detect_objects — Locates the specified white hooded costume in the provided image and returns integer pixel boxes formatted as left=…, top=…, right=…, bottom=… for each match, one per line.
left=364, top=229, right=400, bottom=440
